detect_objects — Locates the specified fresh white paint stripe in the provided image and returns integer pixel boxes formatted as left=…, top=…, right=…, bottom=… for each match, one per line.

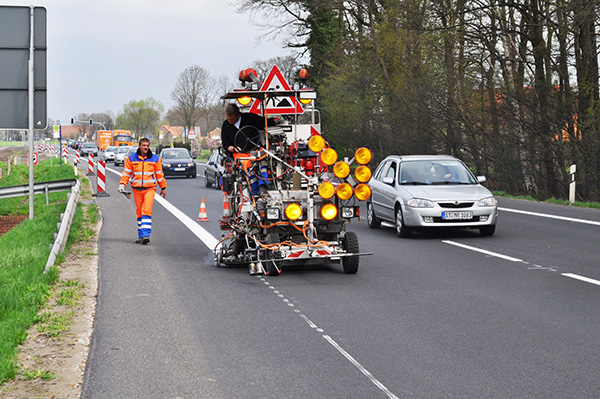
left=323, top=335, right=400, bottom=399
left=442, top=240, right=525, bottom=262
left=499, top=207, right=600, bottom=226
left=154, top=195, right=220, bottom=249
left=106, top=166, right=219, bottom=250
left=561, top=273, right=600, bottom=286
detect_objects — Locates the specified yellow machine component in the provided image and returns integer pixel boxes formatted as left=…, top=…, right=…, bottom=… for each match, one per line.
left=333, top=161, right=350, bottom=179
left=285, top=203, right=303, bottom=220
left=336, top=183, right=353, bottom=200
left=318, top=181, right=335, bottom=199
left=354, top=184, right=372, bottom=201
left=320, top=203, right=338, bottom=220
left=355, top=147, right=372, bottom=165
left=354, top=166, right=372, bottom=183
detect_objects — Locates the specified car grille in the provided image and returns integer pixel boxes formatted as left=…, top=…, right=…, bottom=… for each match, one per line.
left=438, top=202, right=474, bottom=209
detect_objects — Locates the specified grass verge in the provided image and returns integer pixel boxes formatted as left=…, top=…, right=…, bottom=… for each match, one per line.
left=0, top=158, right=94, bottom=384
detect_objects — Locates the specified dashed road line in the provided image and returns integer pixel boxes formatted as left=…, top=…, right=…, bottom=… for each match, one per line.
left=443, top=240, right=600, bottom=288
left=258, top=276, right=399, bottom=399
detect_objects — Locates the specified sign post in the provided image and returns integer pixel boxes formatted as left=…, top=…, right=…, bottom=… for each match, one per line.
left=0, top=5, right=47, bottom=219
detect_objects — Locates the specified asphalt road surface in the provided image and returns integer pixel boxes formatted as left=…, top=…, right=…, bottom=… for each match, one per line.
left=79, top=158, right=600, bottom=398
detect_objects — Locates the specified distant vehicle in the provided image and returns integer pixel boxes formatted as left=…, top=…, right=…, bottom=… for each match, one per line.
left=368, top=155, right=498, bottom=237
left=160, top=148, right=197, bottom=178
left=204, top=150, right=225, bottom=188
left=79, top=142, right=99, bottom=157
left=113, top=146, right=131, bottom=166
left=103, top=146, right=117, bottom=161
left=114, top=130, right=133, bottom=147
left=95, top=130, right=134, bottom=150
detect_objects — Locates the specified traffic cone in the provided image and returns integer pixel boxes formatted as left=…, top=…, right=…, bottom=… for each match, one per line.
left=197, top=197, right=209, bottom=222
left=222, top=193, right=232, bottom=218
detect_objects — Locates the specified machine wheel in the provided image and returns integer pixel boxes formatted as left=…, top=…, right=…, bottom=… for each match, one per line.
left=265, top=233, right=281, bottom=276
left=367, top=202, right=381, bottom=229
left=342, top=231, right=359, bottom=274
left=479, top=225, right=496, bottom=236
left=205, top=172, right=213, bottom=187
left=395, top=206, right=411, bottom=238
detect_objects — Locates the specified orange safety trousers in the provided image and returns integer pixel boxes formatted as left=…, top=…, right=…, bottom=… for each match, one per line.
left=133, top=187, right=156, bottom=238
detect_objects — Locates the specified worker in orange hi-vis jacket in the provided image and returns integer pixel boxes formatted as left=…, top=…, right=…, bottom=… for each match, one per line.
left=118, top=137, right=167, bottom=245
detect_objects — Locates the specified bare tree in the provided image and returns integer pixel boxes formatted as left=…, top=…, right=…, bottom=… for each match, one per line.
left=172, top=66, right=220, bottom=140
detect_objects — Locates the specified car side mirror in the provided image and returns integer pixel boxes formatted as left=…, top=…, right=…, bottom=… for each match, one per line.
left=208, top=161, right=214, bottom=166
left=477, top=176, right=486, bottom=183
left=382, top=176, right=395, bottom=185
left=192, top=155, right=197, bottom=159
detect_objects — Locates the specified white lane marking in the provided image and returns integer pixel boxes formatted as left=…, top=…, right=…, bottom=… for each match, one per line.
left=561, top=273, right=600, bottom=287
left=258, top=277, right=399, bottom=398
left=442, top=240, right=525, bottom=263
left=499, top=207, right=600, bottom=226
left=323, top=335, right=400, bottom=399
left=106, top=167, right=219, bottom=250
left=443, top=240, right=600, bottom=289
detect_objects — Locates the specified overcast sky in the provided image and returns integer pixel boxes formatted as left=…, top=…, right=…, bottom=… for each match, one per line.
left=9, top=0, right=291, bottom=124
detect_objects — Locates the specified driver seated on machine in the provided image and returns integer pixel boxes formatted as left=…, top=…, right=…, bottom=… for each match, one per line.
left=221, top=103, right=278, bottom=195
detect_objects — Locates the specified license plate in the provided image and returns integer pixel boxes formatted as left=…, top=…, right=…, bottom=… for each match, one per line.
left=442, top=211, right=472, bottom=220
left=174, top=168, right=185, bottom=171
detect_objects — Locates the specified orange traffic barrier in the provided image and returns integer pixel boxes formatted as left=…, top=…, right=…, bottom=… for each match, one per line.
left=197, top=197, right=209, bottom=222
left=222, top=193, right=232, bottom=218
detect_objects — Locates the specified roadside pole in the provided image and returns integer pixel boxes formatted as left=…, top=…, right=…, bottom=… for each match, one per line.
left=569, top=164, right=576, bottom=205
left=28, top=6, right=34, bottom=220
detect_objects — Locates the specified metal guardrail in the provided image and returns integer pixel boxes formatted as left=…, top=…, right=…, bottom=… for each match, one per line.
left=0, top=179, right=78, bottom=200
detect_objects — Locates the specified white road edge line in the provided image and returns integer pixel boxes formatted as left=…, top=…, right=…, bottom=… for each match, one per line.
left=323, top=335, right=400, bottom=399
left=106, top=167, right=219, bottom=250
left=442, top=240, right=525, bottom=263
left=498, top=207, right=600, bottom=226
left=561, top=273, right=600, bottom=287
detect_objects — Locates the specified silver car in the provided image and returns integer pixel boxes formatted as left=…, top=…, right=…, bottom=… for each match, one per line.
left=113, top=146, right=131, bottom=166
left=103, top=146, right=117, bottom=161
left=368, top=155, right=498, bottom=237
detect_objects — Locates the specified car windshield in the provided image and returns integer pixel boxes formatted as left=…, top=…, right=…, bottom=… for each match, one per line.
left=82, top=143, right=95, bottom=148
left=105, top=147, right=116, bottom=152
left=162, top=150, right=189, bottom=159
left=116, top=147, right=129, bottom=153
left=399, top=160, right=477, bottom=185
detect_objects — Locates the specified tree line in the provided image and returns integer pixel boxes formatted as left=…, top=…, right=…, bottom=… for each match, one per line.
left=238, top=0, right=600, bottom=201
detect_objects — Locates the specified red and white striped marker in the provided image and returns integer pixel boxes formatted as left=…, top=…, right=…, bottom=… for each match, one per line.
left=75, top=150, right=80, bottom=164
left=93, top=160, right=110, bottom=197
left=63, top=146, right=69, bottom=161
left=87, top=153, right=95, bottom=175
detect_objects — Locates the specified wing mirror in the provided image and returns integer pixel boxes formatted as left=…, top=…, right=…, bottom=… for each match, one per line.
left=382, top=176, right=395, bottom=186
left=477, top=176, right=487, bottom=183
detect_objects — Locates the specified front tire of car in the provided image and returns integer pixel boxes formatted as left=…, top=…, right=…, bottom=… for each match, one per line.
left=395, top=206, right=411, bottom=238
left=479, top=225, right=496, bottom=236
left=367, top=202, right=381, bottom=229
left=205, top=172, right=212, bottom=188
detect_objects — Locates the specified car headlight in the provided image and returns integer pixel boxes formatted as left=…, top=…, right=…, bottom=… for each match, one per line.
left=187, top=162, right=194, bottom=167
left=406, top=198, right=434, bottom=208
left=163, top=163, right=171, bottom=167
left=478, top=196, right=498, bottom=207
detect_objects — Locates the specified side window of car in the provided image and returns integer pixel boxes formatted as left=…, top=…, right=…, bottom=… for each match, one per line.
left=385, top=162, right=397, bottom=180
left=373, top=161, right=389, bottom=181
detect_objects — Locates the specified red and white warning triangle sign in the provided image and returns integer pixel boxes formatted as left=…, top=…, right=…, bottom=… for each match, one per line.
left=249, top=65, right=304, bottom=115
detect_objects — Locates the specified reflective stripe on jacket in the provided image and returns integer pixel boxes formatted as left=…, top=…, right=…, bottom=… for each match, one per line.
left=119, top=149, right=167, bottom=190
